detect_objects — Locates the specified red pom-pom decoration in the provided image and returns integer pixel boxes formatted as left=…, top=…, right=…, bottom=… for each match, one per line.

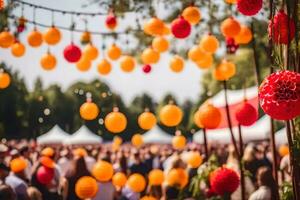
left=226, top=37, right=239, bottom=54
left=143, top=64, right=152, bottom=74
left=171, top=16, right=191, bottom=39
left=259, top=70, right=300, bottom=121
left=210, top=167, right=240, bottom=196
left=106, top=13, right=117, bottom=30
left=237, top=0, right=262, bottom=16
left=235, top=102, right=258, bottom=126
left=268, top=10, right=295, bottom=44
left=63, top=43, right=82, bottom=63
left=36, top=166, right=54, bottom=185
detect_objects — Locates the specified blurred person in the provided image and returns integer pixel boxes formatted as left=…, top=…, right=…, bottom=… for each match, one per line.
left=0, top=163, right=10, bottom=184
left=27, top=187, right=42, bottom=200
left=57, top=149, right=72, bottom=176
left=280, top=154, right=291, bottom=182
left=0, top=143, right=9, bottom=166
left=0, top=184, right=16, bottom=200
left=128, top=152, right=148, bottom=176
left=19, top=146, right=32, bottom=183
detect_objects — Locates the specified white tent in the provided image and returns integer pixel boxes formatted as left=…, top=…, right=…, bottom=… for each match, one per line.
left=193, top=115, right=270, bottom=144
left=143, top=125, right=173, bottom=144
left=275, top=128, right=288, bottom=145
left=65, top=125, right=103, bottom=145
left=37, top=125, right=70, bottom=145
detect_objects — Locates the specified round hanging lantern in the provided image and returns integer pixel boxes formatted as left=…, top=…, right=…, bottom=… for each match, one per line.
left=97, top=59, right=112, bottom=75
left=152, top=37, right=169, bottom=53
left=148, top=169, right=164, bottom=186
left=10, top=158, right=27, bottom=173
left=142, top=64, right=152, bottom=74
left=186, top=152, right=203, bottom=168
left=140, top=196, right=156, bottom=200
left=234, top=25, right=252, bottom=44
left=0, top=31, right=14, bottom=48
left=172, top=134, right=186, bottom=150
left=188, top=46, right=206, bottom=62
left=112, top=172, right=127, bottom=187
left=143, top=17, right=165, bottom=36
left=141, top=48, right=160, bottom=64
left=75, top=176, right=98, bottom=199
left=235, top=102, right=258, bottom=126
left=196, top=53, right=213, bottom=69
left=159, top=104, right=183, bottom=127
left=63, top=43, right=81, bottom=63
left=171, top=16, right=191, bottom=39
left=221, top=17, right=241, bottom=38
left=80, top=31, right=91, bottom=44
left=113, top=136, right=123, bottom=146
left=76, top=57, right=91, bottom=72
left=0, top=72, right=10, bottom=89
left=182, top=6, right=201, bottom=25
left=166, top=168, right=188, bottom=188
left=36, top=166, right=54, bottom=185
left=210, top=167, right=240, bottom=196
left=163, top=24, right=171, bottom=35
left=138, top=111, right=156, bottom=130
left=131, top=134, right=144, bottom=148
left=170, top=55, right=184, bottom=73
left=259, top=70, right=300, bottom=120
left=43, top=26, right=61, bottom=45
left=237, top=0, right=262, bottom=16
left=40, top=156, right=55, bottom=169
left=104, top=107, right=127, bottom=133
left=92, top=160, right=114, bottom=182
left=213, top=59, right=236, bottom=81
left=268, top=10, right=295, bottom=45
left=27, top=29, right=43, bottom=47
left=40, top=53, right=57, bottom=71
left=195, top=103, right=221, bottom=129
left=193, top=110, right=203, bottom=128
left=225, top=0, right=237, bottom=3
left=107, top=44, right=122, bottom=60
left=199, top=34, right=219, bottom=54
left=226, top=37, right=239, bottom=54
left=79, top=100, right=99, bottom=120
left=11, top=42, right=26, bottom=57
left=83, top=43, right=99, bottom=61
left=105, top=12, right=118, bottom=30
left=279, top=145, right=289, bottom=157
left=127, top=173, right=146, bottom=193
left=120, top=55, right=135, bottom=73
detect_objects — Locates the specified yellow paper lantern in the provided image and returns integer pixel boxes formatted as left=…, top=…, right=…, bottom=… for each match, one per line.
left=92, top=161, right=114, bottom=182
left=97, top=59, right=112, bottom=75
left=120, top=55, right=135, bottom=72
left=213, top=59, right=236, bottom=81
left=127, top=173, right=146, bottom=193
left=40, top=53, right=56, bottom=71
left=279, top=145, right=289, bottom=157
left=196, top=53, right=213, bottom=69
left=0, top=31, right=14, bottom=48
left=199, top=34, right=219, bottom=54
left=188, top=46, right=206, bottom=62
left=143, top=17, right=165, bottom=36
left=112, top=172, right=127, bottom=187
left=148, top=169, right=164, bottom=186
left=27, top=29, right=43, bottom=47
left=159, top=104, right=183, bottom=127
left=140, top=196, right=157, bottom=200
left=152, top=37, right=169, bottom=53
left=83, top=43, right=98, bottom=61
left=182, top=6, right=201, bottom=25
left=166, top=168, right=188, bottom=188
left=43, top=26, right=61, bottom=45
left=107, top=44, right=122, bottom=60
left=75, top=176, right=98, bottom=199
left=105, top=107, right=127, bottom=133
left=11, top=42, right=26, bottom=57
left=172, top=134, right=186, bottom=150
left=131, top=134, right=144, bottom=148
left=186, top=152, right=203, bottom=168
left=138, top=111, right=157, bottom=130
left=76, top=57, right=91, bottom=72
left=234, top=25, right=253, bottom=44
left=170, top=55, right=184, bottom=73
left=0, top=72, right=11, bottom=89
left=221, top=17, right=241, bottom=38
left=141, top=48, right=160, bottom=64
left=79, top=100, right=99, bottom=120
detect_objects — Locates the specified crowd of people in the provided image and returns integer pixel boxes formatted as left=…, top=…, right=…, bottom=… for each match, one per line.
left=0, top=139, right=291, bottom=200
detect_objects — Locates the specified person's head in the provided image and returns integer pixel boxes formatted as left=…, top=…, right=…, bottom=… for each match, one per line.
left=66, top=156, right=90, bottom=178
left=0, top=184, right=16, bottom=200
left=0, top=163, right=10, bottom=180
left=257, top=167, right=274, bottom=187
left=19, top=145, right=29, bottom=158
left=27, top=187, right=42, bottom=200
left=243, top=145, right=255, bottom=162
left=0, top=144, right=8, bottom=163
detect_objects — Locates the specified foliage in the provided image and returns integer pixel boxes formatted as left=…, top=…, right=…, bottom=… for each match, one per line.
left=281, top=182, right=294, bottom=200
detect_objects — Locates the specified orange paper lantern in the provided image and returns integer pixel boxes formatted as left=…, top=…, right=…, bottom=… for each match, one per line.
left=221, top=17, right=241, bottom=38
left=80, top=31, right=91, bottom=44
left=195, top=103, right=221, bottom=129
left=40, top=156, right=55, bottom=169
left=80, top=100, right=99, bottom=120
left=193, top=110, right=203, bottom=128
left=83, top=43, right=98, bottom=61
left=92, top=161, right=114, bottom=182
left=107, top=44, right=122, bottom=60
left=131, top=134, right=144, bottom=147
left=159, top=104, right=183, bottom=127
left=138, top=111, right=157, bottom=130
left=143, top=17, right=165, bottom=36
left=112, top=172, right=127, bottom=187
left=213, top=59, right=236, bottom=81
left=11, top=42, right=25, bottom=57
left=120, top=55, right=135, bottom=72
left=196, top=53, right=213, bottom=69
left=172, top=135, right=186, bottom=150
left=199, top=34, right=219, bottom=54
left=10, top=158, right=27, bottom=173
left=41, top=147, right=54, bottom=157
left=186, top=152, right=203, bottom=168
left=152, top=37, right=169, bottom=53
left=169, top=55, right=184, bottom=73
left=75, top=176, right=98, bottom=199
left=166, top=168, right=188, bottom=188
left=40, top=53, right=56, bottom=71
left=76, top=57, right=91, bottom=72
left=97, top=59, right=112, bottom=75
left=27, top=29, right=43, bottom=47
left=141, top=48, right=160, bottom=64
left=148, top=169, right=164, bottom=186
left=140, top=196, right=157, bottom=200
left=234, top=25, right=253, bottom=44
left=43, top=26, right=61, bottom=45
left=127, top=173, right=146, bottom=193
left=0, top=72, right=11, bottom=89
left=182, top=6, right=201, bottom=25
left=113, top=136, right=123, bottom=146
left=188, top=46, right=206, bottom=62
left=225, top=0, right=237, bottom=3
left=105, top=108, right=127, bottom=133
left=279, top=145, right=289, bottom=157
left=0, top=31, right=14, bottom=48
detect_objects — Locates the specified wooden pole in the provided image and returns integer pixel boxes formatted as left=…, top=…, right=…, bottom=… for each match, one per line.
left=203, top=128, right=209, bottom=161
left=238, top=124, right=246, bottom=200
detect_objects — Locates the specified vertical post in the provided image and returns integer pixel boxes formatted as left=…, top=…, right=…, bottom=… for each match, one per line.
left=203, top=128, right=209, bottom=161
left=238, top=124, right=245, bottom=200
left=270, top=118, right=279, bottom=187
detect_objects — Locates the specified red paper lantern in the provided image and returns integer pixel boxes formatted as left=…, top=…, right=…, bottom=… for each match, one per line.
left=237, top=0, right=262, bottom=16
left=63, top=43, right=81, bottom=63
left=36, top=166, right=54, bottom=185
left=268, top=10, right=295, bottom=44
left=143, top=64, right=152, bottom=74
left=259, top=70, right=300, bottom=120
left=106, top=12, right=117, bottom=30
left=235, top=102, right=258, bottom=126
left=171, top=16, right=191, bottom=39
left=210, top=167, right=240, bottom=196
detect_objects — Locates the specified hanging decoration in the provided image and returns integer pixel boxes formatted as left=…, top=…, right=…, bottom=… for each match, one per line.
left=92, top=160, right=114, bottom=182
left=76, top=56, right=91, bottom=72
left=169, top=55, right=184, bottom=73
left=199, top=34, right=219, bottom=54
left=80, top=31, right=91, bottom=44
left=237, top=0, right=262, bottom=16
left=186, top=151, right=203, bottom=168
left=152, top=37, right=169, bottom=53
left=141, top=48, right=160, bottom=64
left=131, top=134, right=144, bottom=148
left=97, top=58, right=112, bottom=75
left=171, top=16, right=191, bottom=39
left=182, top=6, right=201, bottom=25
left=148, top=169, right=164, bottom=186
left=17, top=16, right=27, bottom=33
left=225, top=0, right=237, bottom=4
left=226, top=37, right=239, bottom=54
left=43, top=26, right=61, bottom=45
left=159, top=103, right=183, bottom=127
left=194, top=103, right=221, bottom=129
left=105, top=10, right=118, bottom=30
left=27, top=28, right=43, bottom=47
left=221, top=17, right=241, bottom=38
left=143, top=17, right=165, bottom=36
left=140, top=196, right=156, bottom=200
left=0, top=71, right=11, bottom=89
left=142, top=64, right=152, bottom=74
left=278, top=145, right=289, bottom=157
left=83, top=43, right=99, bottom=61
left=107, top=44, right=122, bottom=60
left=112, top=172, right=127, bottom=187
left=0, top=31, right=15, bottom=48
left=213, top=59, right=236, bottom=81
left=0, top=0, right=4, bottom=10
left=127, top=173, right=146, bottom=193
left=119, top=55, right=135, bottom=72
left=40, top=52, right=57, bottom=70
left=234, top=25, right=252, bottom=44
left=63, top=43, right=81, bottom=63
left=196, top=53, right=213, bottom=69
left=172, top=132, right=186, bottom=150
left=75, top=176, right=98, bottom=199
left=166, top=168, right=188, bottom=188
left=79, top=98, right=99, bottom=121
left=10, top=158, right=27, bottom=173
left=104, top=107, right=127, bottom=133
left=235, top=101, right=258, bottom=126
left=36, top=166, right=54, bottom=185
left=138, top=110, right=156, bottom=130
left=11, top=41, right=26, bottom=57
left=188, top=46, right=206, bottom=62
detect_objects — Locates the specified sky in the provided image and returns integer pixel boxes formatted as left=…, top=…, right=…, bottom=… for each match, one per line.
left=0, top=0, right=205, bottom=105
